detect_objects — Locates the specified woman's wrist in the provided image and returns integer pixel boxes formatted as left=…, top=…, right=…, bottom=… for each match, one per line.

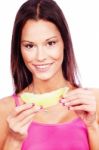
left=87, top=120, right=99, bottom=131
left=87, top=121, right=99, bottom=150
left=3, top=135, right=22, bottom=150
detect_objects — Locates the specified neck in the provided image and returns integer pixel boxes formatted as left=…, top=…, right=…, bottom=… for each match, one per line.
left=31, top=72, right=68, bottom=94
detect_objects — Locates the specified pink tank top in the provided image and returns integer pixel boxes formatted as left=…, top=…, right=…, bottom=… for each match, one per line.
left=12, top=94, right=90, bottom=150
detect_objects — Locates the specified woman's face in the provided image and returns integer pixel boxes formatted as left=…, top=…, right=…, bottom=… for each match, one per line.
left=21, top=19, right=64, bottom=81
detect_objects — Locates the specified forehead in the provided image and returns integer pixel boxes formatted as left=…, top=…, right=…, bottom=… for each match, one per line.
left=21, top=19, right=61, bottom=41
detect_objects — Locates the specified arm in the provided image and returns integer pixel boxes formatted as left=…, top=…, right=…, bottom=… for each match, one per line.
left=79, top=88, right=99, bottom=150
left=87, top=121, right=99, bottom=150
left=0, top=97, right=21, bottom=150
left=92, top=88, right=99, bottom=123
left=60, top=88, right=99, bottom=150
left=0, top=96, right=42, bottom=150
left=0, top=98, right=10, bottom=150
left=0, top=97, right=22, bottom=150
left=87, top=88, right=99, bottom=150
left=3, top=136, right=22, bottom=150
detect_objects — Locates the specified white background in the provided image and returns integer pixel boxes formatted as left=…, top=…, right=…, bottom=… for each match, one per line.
left=0, top=0, right=99, bottom=99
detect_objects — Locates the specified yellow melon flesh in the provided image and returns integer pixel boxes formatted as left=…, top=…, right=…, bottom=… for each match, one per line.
left=20, top=87, right=69, bottom=108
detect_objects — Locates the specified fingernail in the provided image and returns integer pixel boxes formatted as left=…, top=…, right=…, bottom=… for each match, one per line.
left=60, top=98, right=66, bottom=103
left=35, top=106, right=42, bottom=111
left=63, top=102, right=66, bottom=106
left=69, top=107, right=73, bottom=110
left=27, top=103, right=34, bottom=107
left=32, top=103, right=35, bottom=106
left=59, top=99, right=62, bottom=103
left=62, top=102, right=70, bottom=107
left=40, top=105, right=43, bottom=109
left=33, top=107, right=41, bottom=113
left=67, top=106, right=70, bottom=110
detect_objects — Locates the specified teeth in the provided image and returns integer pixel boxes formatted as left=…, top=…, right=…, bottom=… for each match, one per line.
left=35, top=64, right=51, bottom=69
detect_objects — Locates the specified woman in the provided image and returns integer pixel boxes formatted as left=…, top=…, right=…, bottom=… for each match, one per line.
left=0, top=0, right=99, bottom=149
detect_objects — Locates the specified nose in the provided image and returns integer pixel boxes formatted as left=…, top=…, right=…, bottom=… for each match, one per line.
left=36, top=46, right=47, bottom=61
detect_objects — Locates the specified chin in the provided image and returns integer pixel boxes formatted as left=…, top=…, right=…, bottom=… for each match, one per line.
left=35, top=74, right=54, bottom=81
left=37, top=76, right=51, bottom=81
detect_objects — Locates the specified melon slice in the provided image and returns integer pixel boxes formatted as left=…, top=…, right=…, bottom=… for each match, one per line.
left=20, top=87, right=69, bottom=108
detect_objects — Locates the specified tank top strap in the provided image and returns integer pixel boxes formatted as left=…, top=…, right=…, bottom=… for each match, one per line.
left=12, top=93, right=20, bottom=107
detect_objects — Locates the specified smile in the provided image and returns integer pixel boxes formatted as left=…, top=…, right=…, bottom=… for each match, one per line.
left=33, top=63, right=53, bottom=72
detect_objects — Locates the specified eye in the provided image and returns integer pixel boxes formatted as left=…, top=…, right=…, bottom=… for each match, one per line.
left=47, top=41, right=56, bottom=46
left=25, top=43, right=33, bottom=49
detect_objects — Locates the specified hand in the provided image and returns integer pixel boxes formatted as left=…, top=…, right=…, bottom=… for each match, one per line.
left=60, top=88, right=96, bottom=127
left=7, top=103, right=41, bottom=142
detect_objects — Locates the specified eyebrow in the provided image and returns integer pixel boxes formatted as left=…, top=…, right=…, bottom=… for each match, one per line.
left=45, top=36, right=57, bottom=41
left=21, top=36, right=57, bottom=43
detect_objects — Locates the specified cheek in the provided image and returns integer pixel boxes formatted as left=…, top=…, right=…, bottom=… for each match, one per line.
left=50, top=47, right=64, bottom=61
left=21, top=50, right=34, bottom=62
left=52, top=42, right=64, bottom=60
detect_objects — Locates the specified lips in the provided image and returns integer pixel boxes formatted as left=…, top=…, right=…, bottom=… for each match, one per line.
left=33, top=63, right=53, bottom=72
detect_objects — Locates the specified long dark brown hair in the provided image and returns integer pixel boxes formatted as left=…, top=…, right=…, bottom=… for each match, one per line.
left=11, top=0, right=80, bottom=93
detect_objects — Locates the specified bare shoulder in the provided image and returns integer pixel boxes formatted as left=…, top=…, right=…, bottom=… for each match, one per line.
left=90, top=88, right=99, bottom=104
left=0, top=96, right=15, bottom=149
left=0, top=95, right=15, bottom=115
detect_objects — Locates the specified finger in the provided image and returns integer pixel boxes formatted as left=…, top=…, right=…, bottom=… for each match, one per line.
left=14, top=106, right=41, bottom=122
left=63, top=88, right=92, bottom=98
left=69, top=104, right=96, bottom=111
left=61, top=93, right=95, bottom=103
left=7, top=106, right=41, bottom=132
left=63, top=99, right=86, bottom=107
left=7, top=105, right=41, bottom=128
left=15, top=103, right=34, bottom=112
left=9, top=116, right=33, bottom=136
left=17, top=113, right=35, bottom=127
left=19, top=122, right=32, bottom=136
left=12, top=103, right=35, bottom=116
